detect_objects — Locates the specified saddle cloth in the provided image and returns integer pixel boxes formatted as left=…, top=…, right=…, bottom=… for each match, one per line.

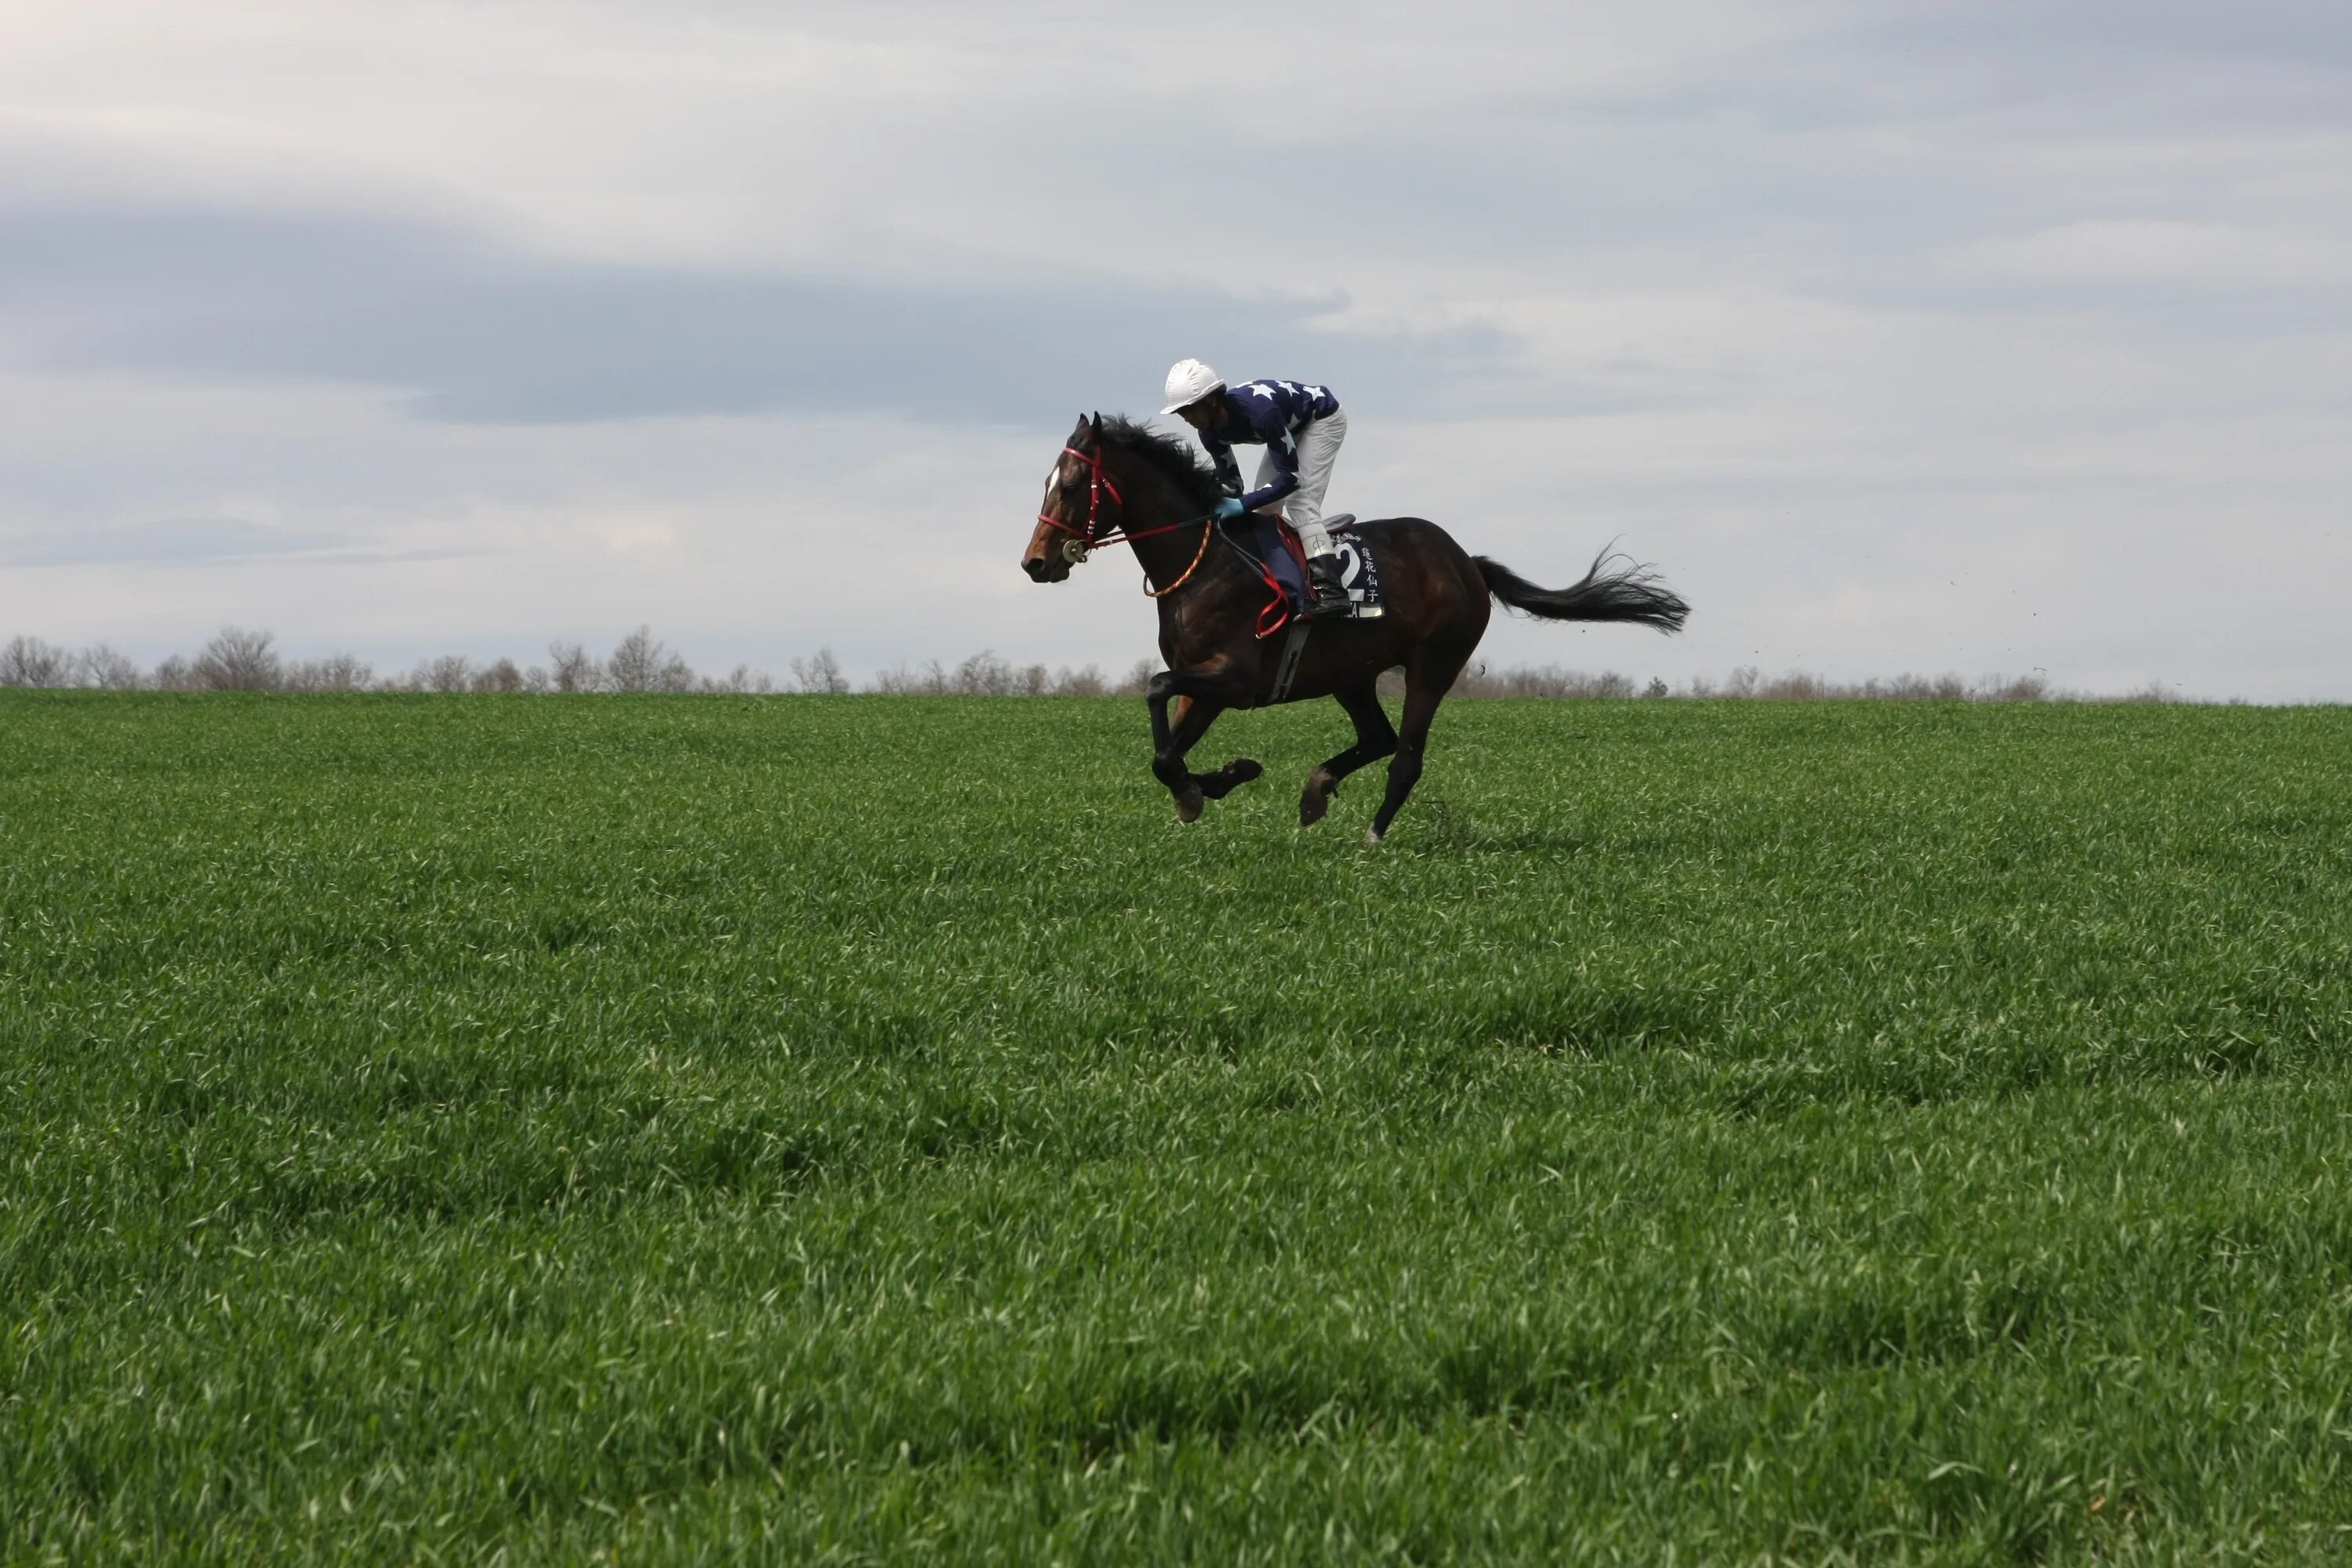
left=1248, top=514, right=1385, bottom=633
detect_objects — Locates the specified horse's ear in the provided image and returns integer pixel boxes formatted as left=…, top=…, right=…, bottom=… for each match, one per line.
left=1090, top=411, right=1102, bottom=432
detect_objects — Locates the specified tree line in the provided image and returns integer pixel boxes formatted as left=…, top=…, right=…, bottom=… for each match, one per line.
left=0, top=627, right=2173, bottom=702
left=0, top=628, right=1158, bottom=697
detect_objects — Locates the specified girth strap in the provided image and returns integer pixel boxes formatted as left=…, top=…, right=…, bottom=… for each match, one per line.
left=1268, top=619, right=1312, bottom=704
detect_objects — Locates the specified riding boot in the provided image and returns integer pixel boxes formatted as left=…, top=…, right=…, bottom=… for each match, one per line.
left=1305, top=554, right=1353, bottom=618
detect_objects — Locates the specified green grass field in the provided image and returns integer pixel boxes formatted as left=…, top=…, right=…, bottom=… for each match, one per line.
left=5, top=692, right=2350, bottom=1563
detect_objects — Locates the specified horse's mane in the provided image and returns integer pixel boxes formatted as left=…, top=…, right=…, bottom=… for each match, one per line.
left=1096, top=416, right=1221, bottom=510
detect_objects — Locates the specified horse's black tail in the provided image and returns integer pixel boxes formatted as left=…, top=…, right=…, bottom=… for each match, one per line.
left=1474, top=548, right=1690, bottom=633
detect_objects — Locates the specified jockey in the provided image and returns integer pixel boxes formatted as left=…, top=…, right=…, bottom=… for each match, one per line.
left=1161, top=358, right=1352, bottom=617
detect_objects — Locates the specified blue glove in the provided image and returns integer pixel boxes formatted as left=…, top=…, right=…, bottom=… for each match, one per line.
left=1212, top=497, right=1247, bottom=522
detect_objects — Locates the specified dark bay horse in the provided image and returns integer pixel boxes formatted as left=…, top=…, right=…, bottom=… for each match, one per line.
left=1022, top=413, right=1689, bottom=841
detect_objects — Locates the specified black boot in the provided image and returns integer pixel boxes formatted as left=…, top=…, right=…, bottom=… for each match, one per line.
left=1305, top=554, right=1352, bottom=618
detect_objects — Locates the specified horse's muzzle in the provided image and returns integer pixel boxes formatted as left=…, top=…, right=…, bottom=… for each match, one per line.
left=1023, top=554, right=1071, bottom=583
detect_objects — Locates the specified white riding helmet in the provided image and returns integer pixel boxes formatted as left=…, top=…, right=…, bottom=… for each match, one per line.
left=1160, top=358, right=1225, bottom=416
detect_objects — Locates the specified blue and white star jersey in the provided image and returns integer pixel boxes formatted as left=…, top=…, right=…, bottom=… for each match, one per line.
left=1201, top=379, right=1341, bottom=512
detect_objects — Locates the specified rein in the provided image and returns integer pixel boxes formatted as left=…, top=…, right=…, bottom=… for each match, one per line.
left=1037, top=443, right=1219, bottom=597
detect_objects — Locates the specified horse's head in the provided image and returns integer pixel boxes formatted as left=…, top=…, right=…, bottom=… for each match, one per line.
left=1023, top=413, right=1117, bottom=584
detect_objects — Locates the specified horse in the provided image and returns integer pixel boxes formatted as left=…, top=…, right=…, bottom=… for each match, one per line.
left=1022, top=413, right=1689, bottom=841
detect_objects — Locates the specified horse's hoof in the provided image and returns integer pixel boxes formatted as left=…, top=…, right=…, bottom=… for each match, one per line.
left=1225, top=757, right=1263, bottom=785
left=1174, top=785, right=1205, bottom=824
left=1299, top=768, right=1336, bottom=828
left=1364, top=824, right=1386, bottom=846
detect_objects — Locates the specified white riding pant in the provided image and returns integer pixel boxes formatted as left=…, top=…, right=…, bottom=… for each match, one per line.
left=1254, top=408, right=1346, bottom=558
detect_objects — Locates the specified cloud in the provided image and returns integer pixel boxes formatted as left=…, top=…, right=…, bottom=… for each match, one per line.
left=2, top=517, right=328, bottom=568
left=0, top=516, right=486, bottom=569
left=0, top=201, right=1521, bottom=425
left=1952, top=220, right=2352, bottom=285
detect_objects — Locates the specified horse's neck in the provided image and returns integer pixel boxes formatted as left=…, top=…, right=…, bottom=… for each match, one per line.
left=1118, top=471, right=1212, bottom=587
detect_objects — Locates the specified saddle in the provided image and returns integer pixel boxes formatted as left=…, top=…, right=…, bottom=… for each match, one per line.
left=1246, top=514, right=1384, bottom=636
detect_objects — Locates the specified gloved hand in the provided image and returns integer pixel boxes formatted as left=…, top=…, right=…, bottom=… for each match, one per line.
left=1212, top=497, right=1248, bottom=522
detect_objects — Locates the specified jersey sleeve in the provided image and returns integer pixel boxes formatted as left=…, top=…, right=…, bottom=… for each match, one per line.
left=1204, top=435, right=1244, bottom=499
left=1237, top=435, right=1301, bottom=512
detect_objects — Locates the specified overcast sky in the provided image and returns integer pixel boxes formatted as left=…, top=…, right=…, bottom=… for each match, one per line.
left=2, top=1, right=2347, bottom=697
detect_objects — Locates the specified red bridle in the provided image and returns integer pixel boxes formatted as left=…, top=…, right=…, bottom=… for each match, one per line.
left=1036, top=444, right=1126, bottom=555
left=1036, top=443, right=1209, bottom=561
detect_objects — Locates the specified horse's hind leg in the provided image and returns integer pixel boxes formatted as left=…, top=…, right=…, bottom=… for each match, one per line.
left=1368, top=650, right=1471, bottom=844
left=1300, top=679, right=1399, bottom=828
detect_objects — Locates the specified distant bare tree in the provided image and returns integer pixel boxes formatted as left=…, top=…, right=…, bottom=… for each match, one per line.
left=789, top=648, right=849, bottom=695
left=827, top=654, right=1171, bottom=697
left=151, top=655, right=198, bottom=691
left=1900, top=674, right=1966, bottom=701
left=607, top=628, right=657, bottom=691
left=608, top=626, right=693, bottom=692
left=1453, top=663, right=1637, bottom=699
left=415, top=654, right=474, bottom=694
left=471, top=658, right=524, bottom=693
left=548, top=641, right=602, bottom=693
left=284, top=653, right=374, bottom=692
left=521, top=665, right=553, bottom=694
left=953, top=651, right=1016, bottom=695
left=0, top=636, right=72, bottom=687
left=1980, top=674, right=2049, bottom=702
left=1757, top=672, right=1828, bottom=700
left=77, top=644, right=144, bottom=690
left=192, top=626, right=281, bottom=691
left=869, top=659, right=949, bottom=695
left=701, top=664, right=774, bottom=695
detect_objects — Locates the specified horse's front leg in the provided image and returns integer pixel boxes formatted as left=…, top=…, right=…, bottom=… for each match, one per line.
left=1147, top=665, right=1256, bottom=822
